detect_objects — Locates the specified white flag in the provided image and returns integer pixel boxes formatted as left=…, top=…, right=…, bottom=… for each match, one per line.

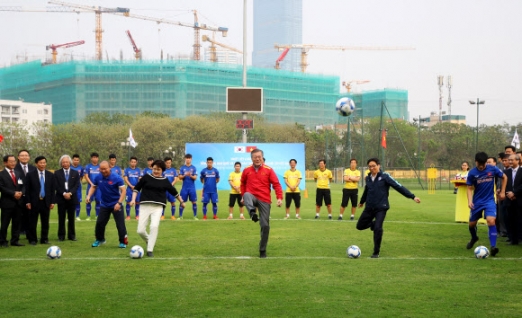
left=512, top=129, right=520, bottom=149
left=234, top=146, right=246, bottom=153
left=129, top=129, right=137, bottom=148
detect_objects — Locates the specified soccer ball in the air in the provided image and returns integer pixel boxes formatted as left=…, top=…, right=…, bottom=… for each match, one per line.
left=46, top=246, right=62, bottom=259
left=335, top=97, right=356, bottom=117
left=474, top=246, right=489, bottom=259
left=130, top=245, right=144, bottom=259
left=347, top=245, right=361, bottom=258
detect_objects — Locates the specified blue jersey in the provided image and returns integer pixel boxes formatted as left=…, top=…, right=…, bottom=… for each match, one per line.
left=163, top=167, right=178, bottom=184
left=142, top=167, right=152, bottom=176
left=179, top=165, right=197, bottom=190
left=124, top=167, right=141, bottom=193
left=111, top=165, right=122, bottom=177
left=85, top=163, right=101, bottom=188
left=200, top=167, right=220, bottom=193
left=71, top=164, right=84, bottom=178
left=92, top=172, right=125, bottom=208
left=466, top=165, right=503, bottom=206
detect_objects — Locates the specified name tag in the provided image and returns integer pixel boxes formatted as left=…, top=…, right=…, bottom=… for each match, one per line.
left=17, top=179, right=23, bottom=185
left=65, top=182, right=68, bottom=191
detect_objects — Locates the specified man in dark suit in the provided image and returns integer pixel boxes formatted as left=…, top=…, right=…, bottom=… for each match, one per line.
left=15, top=149, right=36, bottom=235
left=506, top=154, right=522, bottom=245
left=24, top=156, right=56, bottom=245
left=54, top=155, right=80, bottom=241
left=0, top=154, right=25, bottom=247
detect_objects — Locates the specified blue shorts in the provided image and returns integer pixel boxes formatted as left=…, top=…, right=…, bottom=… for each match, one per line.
left=76, top=184, right=82, bottom=203
left=202, top=192, right=218, bottom=204
left=86, top=185, right=101, bottom=203
left=126, top=191, right=140, bottom=202
left=180, top=188, right=197, bottom=203
left=166, top=191, right=176, bottom=203
left=469, top=202, right=497, bottom=222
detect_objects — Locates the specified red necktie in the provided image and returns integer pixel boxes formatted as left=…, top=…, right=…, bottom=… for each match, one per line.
left=10, top=170, right=16, bottom=185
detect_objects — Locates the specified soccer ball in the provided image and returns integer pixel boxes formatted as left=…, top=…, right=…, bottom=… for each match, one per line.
left=130, top=245, right=144, bottom=259
left=474, top=246, right=489, bottom=259
left=336, top=97, right=356, bottom=117
left=347, top=245, right=361, bottom=258
left=46, top=246, right=61, bottom=259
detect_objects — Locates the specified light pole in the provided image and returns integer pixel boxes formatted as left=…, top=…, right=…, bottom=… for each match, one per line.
left=413, top=116, right=427, bottom=171
left=469, top=99, right=485, bottom=154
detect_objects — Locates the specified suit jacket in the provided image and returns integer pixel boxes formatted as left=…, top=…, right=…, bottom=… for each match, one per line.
left=506, top=167, right=522, bottom=207
left=54, top=168, right=80, bottom=205
left=0, top=168, right=25, bottom=209
left=24, top=169, right=56, bottom=208
left=14, top=162, right=36, bottom=181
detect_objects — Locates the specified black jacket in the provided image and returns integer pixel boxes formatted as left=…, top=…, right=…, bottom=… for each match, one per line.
left=134, top=173, right=180, bottom=206
left=360, top=171, right=415, bottom=210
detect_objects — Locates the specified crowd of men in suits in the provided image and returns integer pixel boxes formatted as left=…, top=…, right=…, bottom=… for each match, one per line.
left=499, top=145, right=522, bottom=245
left=0, top=150, right=79, bottom=247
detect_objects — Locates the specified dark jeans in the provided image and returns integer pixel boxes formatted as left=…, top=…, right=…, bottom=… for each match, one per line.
left=95, top=206, right=127, bottom=243
left=356, top=207, right=388, bottom=255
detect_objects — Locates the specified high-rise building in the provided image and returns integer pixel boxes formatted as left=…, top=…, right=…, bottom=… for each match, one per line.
left=252, top=0, right=302, bottom=72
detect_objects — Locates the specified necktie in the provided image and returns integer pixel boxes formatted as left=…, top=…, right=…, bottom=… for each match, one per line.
left=65, top=170, right=69, bottom=181
left=40, top=172, right=45, bottom=198
left=10, top=170, right=16, bottom=185
left=23, top=165, right=27, bottom=175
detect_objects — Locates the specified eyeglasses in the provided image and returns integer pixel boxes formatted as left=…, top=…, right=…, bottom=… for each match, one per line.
left=368, top=165, right=378, bottom=168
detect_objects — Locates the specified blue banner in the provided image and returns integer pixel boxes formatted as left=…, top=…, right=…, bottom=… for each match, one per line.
left=185, top=143, right=306, bottom=191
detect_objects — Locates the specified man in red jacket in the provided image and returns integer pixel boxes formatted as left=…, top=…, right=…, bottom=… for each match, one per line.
left=241, top=149, right=283, bottom=258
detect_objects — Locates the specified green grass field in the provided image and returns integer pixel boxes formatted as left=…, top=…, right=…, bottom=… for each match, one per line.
left=1, top=181, right=521, bottom=317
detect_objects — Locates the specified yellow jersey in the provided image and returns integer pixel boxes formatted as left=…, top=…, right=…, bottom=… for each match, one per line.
left=284, top=169, right=302, bottom=193
left=314, top=169, right=333, bottom=189
left=228, top=171, right=242, bottom=194
left=343, top=168, right=360, bottom=189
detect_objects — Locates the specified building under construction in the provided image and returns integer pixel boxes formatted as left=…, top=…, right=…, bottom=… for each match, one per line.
left=0, top=59, right=408, bottom=127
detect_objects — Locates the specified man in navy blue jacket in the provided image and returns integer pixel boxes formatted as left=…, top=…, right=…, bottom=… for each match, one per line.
left=357, top=158, right=421, bottom=258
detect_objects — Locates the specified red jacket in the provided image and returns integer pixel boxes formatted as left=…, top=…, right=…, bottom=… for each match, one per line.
left=241, top=164, right=283, bottom=203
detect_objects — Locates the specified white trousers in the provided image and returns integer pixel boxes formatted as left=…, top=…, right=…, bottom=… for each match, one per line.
left=137, top=203, right=163, bottom=252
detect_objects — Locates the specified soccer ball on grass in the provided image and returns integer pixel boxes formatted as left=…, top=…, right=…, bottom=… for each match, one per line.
left=46, top=246, right=62, bottom=259
left=474, top=246, right=489, bottom=259
left=347, top=245, right=361, bottom=258
left=130, top=245, right=144, bottom=259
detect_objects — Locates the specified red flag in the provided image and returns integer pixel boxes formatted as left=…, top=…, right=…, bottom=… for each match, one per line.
left=381, top=130, right=387, bottom=149
left=246, top=146, right=257, bottom=153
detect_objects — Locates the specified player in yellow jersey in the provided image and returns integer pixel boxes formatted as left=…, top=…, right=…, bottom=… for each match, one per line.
left=228, top=162, right=244, bottom=219
left=313, top=159, right=333, bottom=219
left=340, top=158, right=361, bottom=221
left=284, top=159, right=302, bottom=219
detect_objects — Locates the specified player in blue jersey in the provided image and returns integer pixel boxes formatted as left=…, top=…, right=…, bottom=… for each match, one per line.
left=84, top=152, right=101, bottom=220
left=71, top=154, right=84, bottom=221
left=162, top=157, right=179, bottom=220
left=178, top=153, right=198, bottom=220
left=124, top=156, right=141, bottom=221
left=142, top=157, right=154, bottom=176
left=200, top=157, right=220, bottom=220
left=109, top=154, right=122, bottom=177
left=466, top=152, right=507, bottom=257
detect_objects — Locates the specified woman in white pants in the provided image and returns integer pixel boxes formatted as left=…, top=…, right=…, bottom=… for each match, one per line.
left=130, top=160, right=184, bottom=257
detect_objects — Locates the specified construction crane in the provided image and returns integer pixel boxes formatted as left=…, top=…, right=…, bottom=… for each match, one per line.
left=275, top=48, right=290, bottom=70
left=49, top=1, right=130, bottom=61
left=342, top=80, right=370, bottom=92
left=46, top=40, right=85, bottom=64
left=0, top=5, right=85, bottom=13
left=202, top=34, right=242, bottom=62
left=274, top=44, right=415, bottom=73
left=115, top=10, right=228, bottom=61
left=125, top=30, right=141, bottom=60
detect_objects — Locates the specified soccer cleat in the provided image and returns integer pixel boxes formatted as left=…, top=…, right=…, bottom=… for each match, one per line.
left=371, top=254, right=379, bottom=258
left=338, top=216, right=343, bottom=221
left=491, top=246, right=499, bottom=257
left=118, top=243, right=127, bottom=249
left=213, top=215, right=219, bottom=220
left=239, top=215, right=245, bottom=220
left=350, top=215, right=355, bottom=221
left=251, top=213, right=259, bottom=222
left=193, top=216, right=199, bottom=220
left=203, top=215, right=208, bottom=220
left=296, top=215, right=301, bottom=219
left=260, top=250, right=267, bottom=258
left=171, top=216, right=176, bottom=220
left=177, top=216, right=183, bottom=220
left=466, top=237, right=479, bottom=250
left=147, top=251, right=154, bottom=258
left=314, top=215, right=319, bottom=219
left=91, top=240, right=106, bottom=247
left=161, top=216, right=165, bottom=220
left=75, top=217, right=81, bottom=221
left=328, top=215, right=332, bottom=220
left=227, top=215, right=233, bottom=220
left=124, top=235, right=128, bottom=245
left=85, top=217, right=91, bottom=221
left=125, top=216, right=131, bottom=221
left=135, top=216, right=139, bottom=220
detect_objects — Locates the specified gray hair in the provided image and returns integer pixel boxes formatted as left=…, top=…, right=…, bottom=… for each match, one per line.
left=59, top=154, right=72, bottom=166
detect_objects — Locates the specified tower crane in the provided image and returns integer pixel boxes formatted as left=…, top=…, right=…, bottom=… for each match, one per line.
left=125, top=30, right=141, bottom=60
left=275, top=48, right=290, bottom=70
left=48, top=1, right=130, bottom=61
left=274, top=44, right=415, bottom=73
left=114, top=10, right=228, bottom=61
left=202, top=34, right=242, bottom=62
left=342, top=80, right=370, bottom=92
left=46, top=40, right=85, bottom=64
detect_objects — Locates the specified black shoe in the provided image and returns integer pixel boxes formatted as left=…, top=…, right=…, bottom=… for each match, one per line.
left=29, top=241, right=37, bottom=246
left=371, top=254, right=379, bottom=258
left=500, top=233, right=508, bottom=237
left=260, top=251, right=267, bottom=258
left=1, top=242, right=8, bottom=247
left=147, top=251, right=154, bottom=257
left=491, top=247, right=499, bottom=257
left=506, top=238, right=511, bottom=242
left=69, top=237, right=77, bottom=241
left=466, top=237, right=479, bottom=249
left=338, top=216, right=343, bottom=221
left=251, top=213, right=259, bottom=222
left=314, top=215, right=319, bottom=219
left=11, top=242, right=25, bottom=246
left=328, top=215, right=332, bottom=220
left=40, top=240, right=49, bottom=244
left=58, top=237, right=65, bottom=242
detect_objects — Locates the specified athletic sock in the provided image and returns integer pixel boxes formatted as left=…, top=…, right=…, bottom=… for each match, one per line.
left=315, top=213, right=319, bottom=217
left=192, top=203, right=197, bottom=217
left=212, top=203, right=218, bottom=216
left=135, top=204, right=140, bottom=216
left=469, top=225, right=478, bottom=240
left=126, top=204, right=131, bottom=217
left=488, top=225, right=498, bottom=247
left=203, top=204, right=207, bottom=216
left=171, top=205, right=176, bottom=217
left=95, top=204, right=100, bottom=217
left=86, top=203, right=91, bottom=217
left=161, top=209, right=165, bottom=216
left=75, top=204, right=81, bottom=217
left=179, top=206, right=184, bottom=217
